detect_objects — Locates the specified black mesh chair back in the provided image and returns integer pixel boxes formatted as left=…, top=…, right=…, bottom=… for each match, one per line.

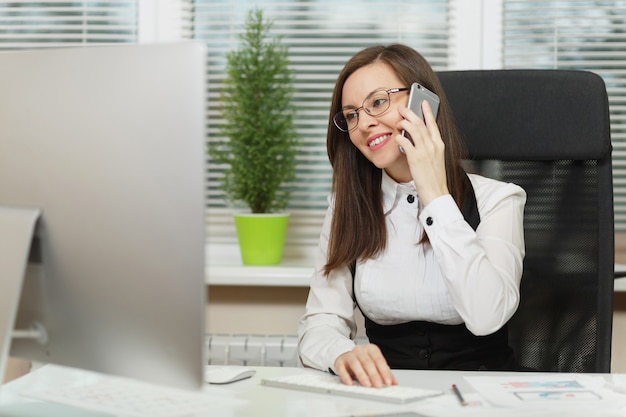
left=438, top=70, right=614, bottom=372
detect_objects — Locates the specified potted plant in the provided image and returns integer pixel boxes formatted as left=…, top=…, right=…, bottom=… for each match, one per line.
left=208, top=8, right=299, bottom=265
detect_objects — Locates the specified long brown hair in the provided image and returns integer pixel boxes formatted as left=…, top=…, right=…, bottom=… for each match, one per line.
left=323, top=44, right=469, bottom=276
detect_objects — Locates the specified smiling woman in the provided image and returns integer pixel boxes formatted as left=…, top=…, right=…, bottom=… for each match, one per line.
left=298, top=44, right=526, bottom=388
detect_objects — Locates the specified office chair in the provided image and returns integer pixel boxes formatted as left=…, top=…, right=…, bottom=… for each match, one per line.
left=438, top=70, right=614, bottom=372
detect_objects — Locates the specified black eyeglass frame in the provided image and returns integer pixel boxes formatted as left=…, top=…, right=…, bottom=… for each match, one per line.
left=333, top=87, right=410, bottom=132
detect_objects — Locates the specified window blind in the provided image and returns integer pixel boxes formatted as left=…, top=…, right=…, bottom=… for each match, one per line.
left=502, top=0, right=626, bottom=230
left=0, top=1, right=138, bottom=51
left=192, top=0, right=451, bottom=245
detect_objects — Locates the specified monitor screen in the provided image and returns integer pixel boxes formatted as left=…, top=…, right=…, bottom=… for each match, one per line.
left=0, top=42, right=207, bottom=390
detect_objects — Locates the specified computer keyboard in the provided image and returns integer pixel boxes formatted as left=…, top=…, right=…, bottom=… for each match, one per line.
left=261, top=372, right=443, bottom=404
left=24, top=378, right=225, bottom=417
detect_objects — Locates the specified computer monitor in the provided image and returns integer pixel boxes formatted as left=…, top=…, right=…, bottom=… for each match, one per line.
left=0, top=42, right=207, bottom=390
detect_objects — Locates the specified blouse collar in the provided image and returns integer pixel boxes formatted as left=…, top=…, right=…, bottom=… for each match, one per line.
left=381, top=170, right=416, bottom=215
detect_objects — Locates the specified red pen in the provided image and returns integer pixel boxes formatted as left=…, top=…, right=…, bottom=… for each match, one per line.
left=452, top=384, right=468, bottom=406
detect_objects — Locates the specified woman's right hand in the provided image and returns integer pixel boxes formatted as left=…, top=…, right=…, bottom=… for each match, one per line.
left=395, top=101, right=449, bottom=207
left=334, top=344, right=397, bottom=387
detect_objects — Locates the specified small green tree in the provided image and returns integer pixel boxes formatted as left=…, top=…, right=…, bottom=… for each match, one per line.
left=209, top=9, right=299, bottom=214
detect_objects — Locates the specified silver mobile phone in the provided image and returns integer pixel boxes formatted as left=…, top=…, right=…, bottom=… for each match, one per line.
left=407, top=82, right=440, bottom=121
left=401, top=82, right=440, bottom=148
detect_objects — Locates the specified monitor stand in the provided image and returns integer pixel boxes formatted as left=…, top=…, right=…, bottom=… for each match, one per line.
left=0, top=207, right=40, bottom=382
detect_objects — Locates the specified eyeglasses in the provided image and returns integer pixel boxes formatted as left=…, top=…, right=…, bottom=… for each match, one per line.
left=333, top=87, right=410, bottom=132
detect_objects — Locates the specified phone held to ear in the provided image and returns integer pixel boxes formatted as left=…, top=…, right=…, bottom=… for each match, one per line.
left=400, top=82, right=440, bottom=152
left=407, top=82, right=440, bottom=121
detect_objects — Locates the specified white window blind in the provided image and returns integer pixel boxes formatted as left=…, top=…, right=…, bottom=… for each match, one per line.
left=502, top=1, right=626, bottom=230
left=0, top=1, right=138, bottom=50
left=193, top=0, right=451, bottom=245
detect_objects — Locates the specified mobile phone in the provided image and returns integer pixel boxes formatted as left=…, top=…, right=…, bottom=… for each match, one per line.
left=401, top=83, right=440, bottom=148
left=406, top=82, right=440, bottom=121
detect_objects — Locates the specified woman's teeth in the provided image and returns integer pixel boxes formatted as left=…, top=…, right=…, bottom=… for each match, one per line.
left=369, top=135, right=390, bottom=147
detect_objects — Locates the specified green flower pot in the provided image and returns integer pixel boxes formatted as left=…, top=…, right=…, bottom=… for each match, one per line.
left=234, top=213, right=289, bottom=265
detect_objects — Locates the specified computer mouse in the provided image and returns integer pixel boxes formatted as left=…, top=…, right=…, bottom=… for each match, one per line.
left=205, top=366, right=256, bottom=385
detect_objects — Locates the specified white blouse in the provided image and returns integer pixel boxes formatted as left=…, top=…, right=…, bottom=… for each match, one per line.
left=297, top=171, right=526, bottom=373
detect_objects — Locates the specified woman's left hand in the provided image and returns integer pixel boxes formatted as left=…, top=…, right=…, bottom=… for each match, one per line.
left=395, top=100, right=449, bottom=206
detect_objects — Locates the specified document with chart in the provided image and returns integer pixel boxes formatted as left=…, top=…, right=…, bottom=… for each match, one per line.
left=464, top=374, right=626, bottom=409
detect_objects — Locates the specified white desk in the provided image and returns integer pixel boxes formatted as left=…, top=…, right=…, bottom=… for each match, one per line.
left=2, top=365, right=626, bottom=417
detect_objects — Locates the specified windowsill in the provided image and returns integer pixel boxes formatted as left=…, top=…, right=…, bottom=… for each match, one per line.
left=206, top=242, right=314, bottom=287
left=206, top=265, right=312, bottom=287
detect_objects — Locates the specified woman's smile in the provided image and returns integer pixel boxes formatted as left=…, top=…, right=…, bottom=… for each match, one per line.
left=367, top=133, right=393, bottom=149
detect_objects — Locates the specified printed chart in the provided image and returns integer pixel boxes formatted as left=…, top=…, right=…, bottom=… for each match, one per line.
left=465, top=375, right=626, bottom=408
